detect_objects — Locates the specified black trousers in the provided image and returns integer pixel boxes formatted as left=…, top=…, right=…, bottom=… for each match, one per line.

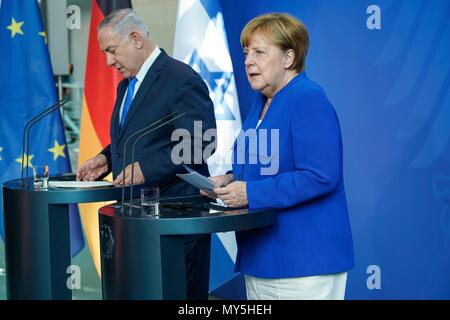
left=184, top=234, right=211, bottom=300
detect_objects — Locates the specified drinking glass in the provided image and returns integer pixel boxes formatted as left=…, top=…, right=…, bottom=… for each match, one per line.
left=33, top=165, right=49, bottom=189
left=141, top=187, right=160, bottom=217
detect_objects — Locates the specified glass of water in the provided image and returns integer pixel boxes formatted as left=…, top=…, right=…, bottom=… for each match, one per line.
left=141, top=187, right=160, bottom=217
left=33, top=165, right=49, bottom=189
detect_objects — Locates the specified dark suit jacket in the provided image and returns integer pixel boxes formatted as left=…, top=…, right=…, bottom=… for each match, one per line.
left=101, top=49, right=216, bottom=196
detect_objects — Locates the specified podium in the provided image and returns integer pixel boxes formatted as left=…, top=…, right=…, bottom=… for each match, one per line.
left=99, top=195, right=276, bottom=300
left=2, top=175, right=133, bottom=300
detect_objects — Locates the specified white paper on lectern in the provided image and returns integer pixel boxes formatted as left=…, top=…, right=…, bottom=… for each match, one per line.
left=48, top=181, right=113, bottom=188
left=176, top=165, right=215, bottom=193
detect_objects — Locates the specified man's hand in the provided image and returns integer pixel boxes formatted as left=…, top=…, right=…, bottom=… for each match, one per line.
left=76, top=154, right=108, bottom=181
left=113, top=161, right=145, bottom=186
left=200, top=174, right=233, bottom=199
left=214, top=181, right=248, bottom=208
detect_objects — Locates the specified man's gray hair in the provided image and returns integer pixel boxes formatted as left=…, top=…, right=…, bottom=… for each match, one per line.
left=98, top=8, right=150, bottom=39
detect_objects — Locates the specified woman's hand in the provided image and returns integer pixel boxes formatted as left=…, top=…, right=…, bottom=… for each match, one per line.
left=200, top=174, right=233, bottom=199
left=214, top=181, right=248, bottom=208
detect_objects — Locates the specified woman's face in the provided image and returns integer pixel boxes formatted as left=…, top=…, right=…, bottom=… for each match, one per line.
left=244, top=33, right=290, bottom=97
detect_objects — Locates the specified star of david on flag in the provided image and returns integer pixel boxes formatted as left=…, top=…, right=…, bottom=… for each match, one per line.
left=174, top=0, right=244, bottom=299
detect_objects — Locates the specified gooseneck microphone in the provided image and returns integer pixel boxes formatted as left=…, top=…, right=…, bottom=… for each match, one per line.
left=120, top=111, right=186, bottom=213
left=128, top=112, right=186, bottom=213
left=21, top=98, right=69, bottom=188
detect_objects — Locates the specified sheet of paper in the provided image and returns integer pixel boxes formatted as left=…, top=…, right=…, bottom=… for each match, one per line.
left=210, top=198, right=228, bottom=209
left=176, top=165, right=215, bottom=193
left=48, top=181, right=113, bottom=188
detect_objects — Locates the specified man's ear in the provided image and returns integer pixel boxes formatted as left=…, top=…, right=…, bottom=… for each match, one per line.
left=130, top=31, right=144, bottom=49
left=284, top=49, right=295, bottom=69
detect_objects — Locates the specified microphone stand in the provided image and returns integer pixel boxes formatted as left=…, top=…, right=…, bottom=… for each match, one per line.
left=21, top=98, right=68, bottom=188
left=128, top=112, right=186, bottom=214
left=120, top=111, right=183, bottom=213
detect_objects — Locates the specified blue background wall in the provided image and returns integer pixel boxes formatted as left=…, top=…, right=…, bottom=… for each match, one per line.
left=220, top=0, right=450, bottom=299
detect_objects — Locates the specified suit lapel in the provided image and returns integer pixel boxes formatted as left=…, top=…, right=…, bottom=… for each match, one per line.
left=118, top=50, right=167, bottom=141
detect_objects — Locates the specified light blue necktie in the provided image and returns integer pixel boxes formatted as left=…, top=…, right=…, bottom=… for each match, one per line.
left=120, top=76, right=137, bottom=129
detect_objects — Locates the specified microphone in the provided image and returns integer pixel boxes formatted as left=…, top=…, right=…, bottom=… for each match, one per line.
left=21, top=98, right=69, bottom=188
left=120, top=111, right=186, bottom=213
left=128, top=112, right=186, bottom=213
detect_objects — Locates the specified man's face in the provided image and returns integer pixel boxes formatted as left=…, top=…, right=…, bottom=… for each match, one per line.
left=98, top=26, right=142, bottom=78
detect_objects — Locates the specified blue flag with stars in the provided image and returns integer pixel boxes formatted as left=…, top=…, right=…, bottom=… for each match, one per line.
left=0, top=0, right=84, bottom=256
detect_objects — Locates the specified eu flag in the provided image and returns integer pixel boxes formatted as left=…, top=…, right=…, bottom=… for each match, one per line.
left=0, top=0, right=84, bottom=256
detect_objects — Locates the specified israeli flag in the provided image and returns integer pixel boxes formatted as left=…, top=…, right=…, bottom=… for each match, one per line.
left=174, top=0, right=244, bottom=298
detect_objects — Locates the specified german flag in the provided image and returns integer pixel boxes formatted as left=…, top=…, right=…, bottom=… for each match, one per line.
left=78, top=0, right=131, bottom=276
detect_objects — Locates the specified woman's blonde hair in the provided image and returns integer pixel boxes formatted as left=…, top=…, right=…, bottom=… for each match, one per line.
left=240, top=13, right=309, bottom=72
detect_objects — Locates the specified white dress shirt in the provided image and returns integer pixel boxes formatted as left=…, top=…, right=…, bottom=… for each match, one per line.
left=119, top=46, right=161, bottom=123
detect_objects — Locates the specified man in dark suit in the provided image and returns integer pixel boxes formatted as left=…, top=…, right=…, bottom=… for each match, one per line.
left=77, top=8, right=216, bottom=299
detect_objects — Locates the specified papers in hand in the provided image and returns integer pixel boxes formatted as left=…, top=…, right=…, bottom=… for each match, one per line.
left=48, top=181, right=113, bottom=188
left=176, top=165, right=215, bottom=193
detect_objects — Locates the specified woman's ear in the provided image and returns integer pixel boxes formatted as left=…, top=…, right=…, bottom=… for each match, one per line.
left=284, top=49, right=295, bottom=69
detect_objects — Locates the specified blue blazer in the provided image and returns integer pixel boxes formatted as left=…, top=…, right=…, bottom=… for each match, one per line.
left=232, top=72, right=354, bottom=278
left=101, top=49, right=216, bottom=196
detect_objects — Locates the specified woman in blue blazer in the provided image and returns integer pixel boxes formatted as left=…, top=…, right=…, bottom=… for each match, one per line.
left=203, top=13, right=354, bottom=299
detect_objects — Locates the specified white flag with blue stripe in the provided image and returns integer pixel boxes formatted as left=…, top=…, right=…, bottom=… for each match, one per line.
left=174, top=0, right=244, bottom=298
